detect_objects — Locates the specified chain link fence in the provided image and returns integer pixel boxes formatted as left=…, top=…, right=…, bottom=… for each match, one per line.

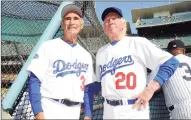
left=2, top=1, right=170, bottom=119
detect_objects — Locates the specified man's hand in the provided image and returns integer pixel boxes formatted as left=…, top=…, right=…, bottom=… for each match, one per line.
left=132, top=80, right=160, bottom=111
left=35, top=112, right=45, bottom=120
left=84, top=116, right=91, bottom=120
left=132, top=86, right=155, bottom=111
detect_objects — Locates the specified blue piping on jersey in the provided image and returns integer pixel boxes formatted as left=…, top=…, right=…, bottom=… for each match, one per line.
left=63, top=39, right=77, bottom=47
left=28, top=72, right=43, bottom=115
left=84, top=82, right=101, bottom=117
left=154, top=57, right=180, bottom=86
left=110, top=40, right=119, bottom=46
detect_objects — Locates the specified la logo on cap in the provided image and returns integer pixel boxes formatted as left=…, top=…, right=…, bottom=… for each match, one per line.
left=173, top=45, right=176, bottom=47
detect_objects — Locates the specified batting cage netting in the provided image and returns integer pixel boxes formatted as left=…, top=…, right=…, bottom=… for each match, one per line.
left=1, top=1, right=170, bottom=119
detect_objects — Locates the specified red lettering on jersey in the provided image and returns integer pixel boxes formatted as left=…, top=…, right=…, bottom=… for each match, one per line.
left=115, top=72, right=136, bottom=89
left=80, top=75, right=85, bottom=91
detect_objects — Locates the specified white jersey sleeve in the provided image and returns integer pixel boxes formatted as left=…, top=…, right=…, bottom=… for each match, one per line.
left=96, top=46, right=107, bottom=83
left=96, top=51, right=101, bottom=82
left=84, top=55, right=95, bottom=85
left=131, top=37, right=172, bottom=70
left=27, top=42, right=49, bottom=81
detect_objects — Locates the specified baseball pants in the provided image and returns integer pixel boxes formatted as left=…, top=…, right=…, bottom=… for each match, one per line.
left=169, top=98, right=191, bottom=119
left=41, top=97, right=81, bottom=119
left=103, top=99, right=149, bottom=119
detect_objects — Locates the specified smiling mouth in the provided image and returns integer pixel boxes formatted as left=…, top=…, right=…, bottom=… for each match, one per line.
left=68, top=28, right=77, bottom=30
left=109, top=28, right=117, bottom=31
left=109, top=26, right=116, bottom=29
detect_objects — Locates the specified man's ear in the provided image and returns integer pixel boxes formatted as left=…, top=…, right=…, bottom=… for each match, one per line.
left=103, top=23, right=108, bottom=35
left=80, top=20, right=84, bottom=29
left=121, top=19, right=127, bottom=35
left=183, top=49, right=186, bottom=54
left=61, top=20, right=64, bottom=30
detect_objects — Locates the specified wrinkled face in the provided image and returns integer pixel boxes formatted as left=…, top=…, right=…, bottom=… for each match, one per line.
left=103, top=12, right=124, bottom=36
left=61, top=11, right=83, bottom=35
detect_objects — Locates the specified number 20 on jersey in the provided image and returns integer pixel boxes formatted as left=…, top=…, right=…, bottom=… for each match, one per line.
left=115, top=72, right=136, bottom=89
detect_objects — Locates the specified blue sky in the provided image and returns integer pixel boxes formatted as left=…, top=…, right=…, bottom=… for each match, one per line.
left=95, top=1, right=178, bottom=34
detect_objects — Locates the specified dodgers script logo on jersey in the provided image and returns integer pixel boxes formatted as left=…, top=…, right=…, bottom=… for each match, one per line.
left=99, top=55, right=134, bottom=80
left=53, top=59, right=89, bottom=77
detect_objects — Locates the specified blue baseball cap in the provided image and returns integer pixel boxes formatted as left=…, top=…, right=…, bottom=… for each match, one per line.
left=167, top=39, right=185, bottom=52
left=101, top=7, right=123, bottom=21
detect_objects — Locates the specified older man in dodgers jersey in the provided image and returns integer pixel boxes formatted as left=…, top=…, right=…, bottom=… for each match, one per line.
left=92, top=7, right=180, bottom=119
left=144, top=40, right=191, bottom=119
left=27, top=4, right=95, bottom=119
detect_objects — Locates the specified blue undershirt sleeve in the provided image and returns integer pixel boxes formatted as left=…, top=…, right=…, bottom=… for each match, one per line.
left=154, top=57, right=180, bottom=86
left=28, top=72, right=43, bottom=115
left=84, top=82, right=101, bottom=118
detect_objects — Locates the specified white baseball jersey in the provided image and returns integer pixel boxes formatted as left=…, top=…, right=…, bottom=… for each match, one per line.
left=148, top=54, right=191, bottom=119
left=27, top=38, right=94, bottom=102
left=96, top=36, right=172, bottom=99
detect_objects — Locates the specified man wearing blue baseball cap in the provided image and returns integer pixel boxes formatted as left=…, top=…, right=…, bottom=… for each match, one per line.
left=89, top=7, right=180, bottom=119
left=101, top=7, right=123, bottom=21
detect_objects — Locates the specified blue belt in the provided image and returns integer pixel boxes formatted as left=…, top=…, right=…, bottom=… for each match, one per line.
left=106, top=98, right=136, bottom=106
left=52, top=99, right=80, bottom=106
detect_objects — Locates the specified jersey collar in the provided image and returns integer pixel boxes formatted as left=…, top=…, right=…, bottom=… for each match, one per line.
left=63, top=40, right=77, bottom=47
left=110, top=40, right=119, bottom=46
